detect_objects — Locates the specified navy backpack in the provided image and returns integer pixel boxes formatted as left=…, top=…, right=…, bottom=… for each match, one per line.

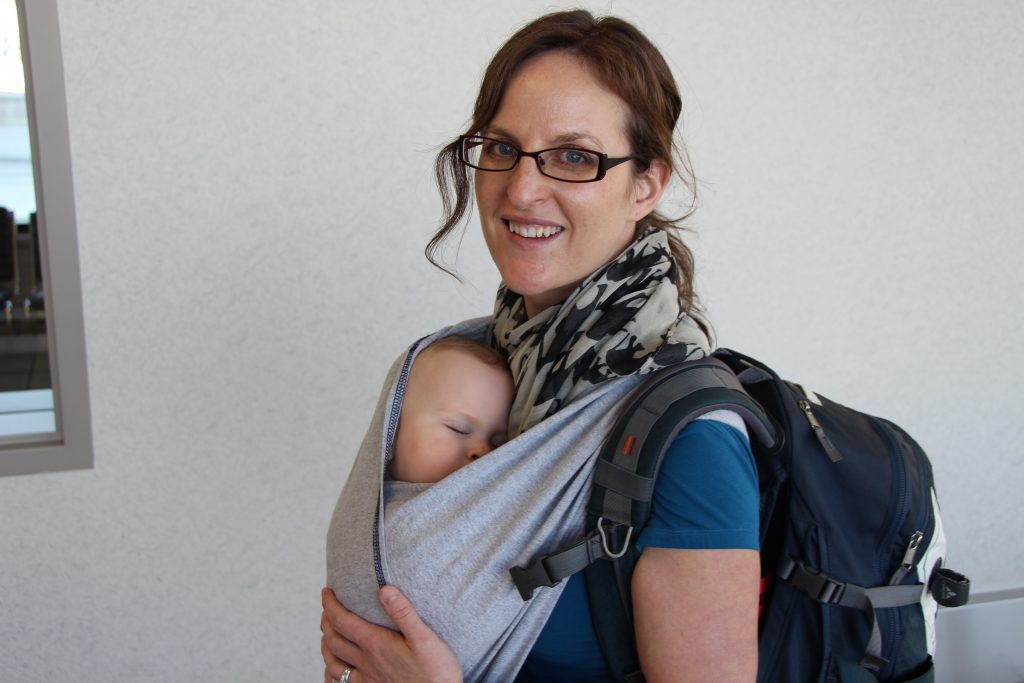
left=511, top=349, right=969, bottom=682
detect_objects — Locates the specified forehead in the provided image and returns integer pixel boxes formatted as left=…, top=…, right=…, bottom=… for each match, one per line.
left=486, top=51, right=631, bottom=148
left=415, top=345, right=502, bottom=380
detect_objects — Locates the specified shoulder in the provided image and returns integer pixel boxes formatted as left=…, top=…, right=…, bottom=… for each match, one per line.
left=660, top=412, right=758, bottom=500
left=636, top=410, right=760, bottom=551
left=671, top=410, right=753, bottom=466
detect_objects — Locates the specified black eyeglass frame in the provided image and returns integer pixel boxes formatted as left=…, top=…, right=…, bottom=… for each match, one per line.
left=457, top=135, right=639, bottom=183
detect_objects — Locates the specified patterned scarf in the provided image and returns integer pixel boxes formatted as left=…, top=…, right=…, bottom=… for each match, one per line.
left=491, top=227, right=710, bottom=437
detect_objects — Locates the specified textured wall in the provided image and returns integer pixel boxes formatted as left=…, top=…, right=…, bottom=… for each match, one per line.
left=0, top=0, right=1020, bottom=680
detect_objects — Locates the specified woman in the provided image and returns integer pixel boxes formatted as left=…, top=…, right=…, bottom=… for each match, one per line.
left=322, top=10, right=759, bottom=683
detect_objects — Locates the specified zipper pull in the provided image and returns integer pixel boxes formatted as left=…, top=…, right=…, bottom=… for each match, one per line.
left=902, top=531, right=924, bottom=568
left=890, top=530, right=925, bottom=584
left=799, top=399, right=843, bottom=462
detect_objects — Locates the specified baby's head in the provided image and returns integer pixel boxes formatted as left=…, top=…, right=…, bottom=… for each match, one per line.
left=388, top=336, right=514, bottom=483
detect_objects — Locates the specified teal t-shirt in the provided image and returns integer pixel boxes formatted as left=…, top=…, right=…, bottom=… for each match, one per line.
left=515, top=417, right=759, bottom=681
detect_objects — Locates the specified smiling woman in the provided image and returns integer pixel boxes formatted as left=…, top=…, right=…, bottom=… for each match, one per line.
left=471, top=51, right=667, bottom=318
left=323, top=9, right=758, bottom=683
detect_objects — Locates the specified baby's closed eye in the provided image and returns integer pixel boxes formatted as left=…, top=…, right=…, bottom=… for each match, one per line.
left=444, top=422, right=471, bottom=436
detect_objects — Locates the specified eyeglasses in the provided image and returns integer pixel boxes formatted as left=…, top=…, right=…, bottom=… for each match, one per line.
left=458, top=135, right=638, bottom=183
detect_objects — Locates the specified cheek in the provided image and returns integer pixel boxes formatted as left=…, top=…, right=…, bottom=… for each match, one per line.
left=418, top=429, right=464, bottom=461
left=566, top=191, right=634, bottom=242
left=474, top=174, right=500, bottom=211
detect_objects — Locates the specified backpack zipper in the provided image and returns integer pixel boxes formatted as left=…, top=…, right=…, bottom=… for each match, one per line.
left=889, top=530, right=924, bottom=585
left=872, top=417, right=914, bottom=673
left=798, top=398, right=843, bottom=462
left=873, top=419, right=910, bottom=570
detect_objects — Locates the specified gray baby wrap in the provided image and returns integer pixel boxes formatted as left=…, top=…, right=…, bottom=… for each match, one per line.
left=325, top=317, right=645, bottom=682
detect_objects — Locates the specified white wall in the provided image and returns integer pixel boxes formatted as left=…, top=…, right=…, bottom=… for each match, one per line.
left=0, top=1, right=1020, bottom=680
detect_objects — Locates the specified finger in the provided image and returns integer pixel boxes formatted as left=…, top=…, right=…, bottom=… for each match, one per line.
left=378, top=585, right=428, bottom=642
left=325, top=659, right=359, bottom=683
left=325, top=591, right=386, bottom=653
left=323, top=587, right=341, bottom=609
left=321, top=611, right=345, bottom=667
left=322, top=632, right=339, bottom=665
left=323, top=619, right=367, bottom=676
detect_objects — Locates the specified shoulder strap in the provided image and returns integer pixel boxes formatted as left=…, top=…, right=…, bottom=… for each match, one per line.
left=588, top=357, right=776, bottom=532
left=585, top=358, right=777, bottom=682
left=509, top=358, right=777, bottom=600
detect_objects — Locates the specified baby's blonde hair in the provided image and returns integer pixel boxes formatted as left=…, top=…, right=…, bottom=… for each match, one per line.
left=424, top=335, right=508, bottom=371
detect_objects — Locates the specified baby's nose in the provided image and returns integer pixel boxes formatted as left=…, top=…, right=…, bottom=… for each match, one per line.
left=467, top=439, right=492, bottom=461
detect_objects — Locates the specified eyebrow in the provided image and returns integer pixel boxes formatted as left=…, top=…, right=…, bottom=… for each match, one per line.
left=482, top=126, right=604, bottom=150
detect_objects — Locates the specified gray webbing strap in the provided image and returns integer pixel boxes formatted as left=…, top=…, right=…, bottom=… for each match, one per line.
left=509, top=524, right=633, bottom=600
left=778, top=557, right=925, bottom=670
left=592, top=459, right=656, bottom=513
left=778, top=559, right=923, bottom=609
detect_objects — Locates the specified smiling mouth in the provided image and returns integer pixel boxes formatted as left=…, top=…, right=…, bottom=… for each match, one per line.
left=506, top=221, right=565, bottom=238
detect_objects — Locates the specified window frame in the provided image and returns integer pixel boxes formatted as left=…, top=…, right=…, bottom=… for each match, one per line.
left=0, top=0, right=92, bottom=476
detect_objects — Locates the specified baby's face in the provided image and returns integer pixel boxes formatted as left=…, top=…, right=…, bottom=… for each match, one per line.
left=389, top=346, right=514, bottom=483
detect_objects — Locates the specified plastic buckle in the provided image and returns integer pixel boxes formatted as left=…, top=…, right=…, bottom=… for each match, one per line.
left=778, top=557, right=846, bottom=604
left=509, top=556, right=559, bottom=600
left=776, top=556, right=797, bottom=582
left=816, top=575, right=847, bottom=604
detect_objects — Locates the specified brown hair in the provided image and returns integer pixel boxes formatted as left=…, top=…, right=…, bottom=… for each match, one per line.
left=426, top=9, right=706, bottom=332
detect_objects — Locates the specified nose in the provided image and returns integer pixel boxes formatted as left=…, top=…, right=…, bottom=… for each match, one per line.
left=505, top=156, right=550, bottom=208
left=467, top=438, right=492, bottom=462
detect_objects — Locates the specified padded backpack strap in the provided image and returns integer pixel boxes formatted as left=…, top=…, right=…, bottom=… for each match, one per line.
left=510, top=359, right=777, bottom=601
left=589, top=358, right=776, bottom=530
left=585, top=550, right=645, bottom=683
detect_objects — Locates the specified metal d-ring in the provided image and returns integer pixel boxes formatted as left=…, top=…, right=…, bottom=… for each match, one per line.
left=597, top=516, right=634, bottom=559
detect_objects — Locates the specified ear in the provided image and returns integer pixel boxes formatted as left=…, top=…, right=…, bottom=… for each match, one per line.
left=628, top=158, right=671, bottom=222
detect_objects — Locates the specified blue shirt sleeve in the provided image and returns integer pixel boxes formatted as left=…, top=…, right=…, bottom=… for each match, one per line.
left=635, top=416, right=760, bottom=552
left=517, top=418, right=761, bottom=681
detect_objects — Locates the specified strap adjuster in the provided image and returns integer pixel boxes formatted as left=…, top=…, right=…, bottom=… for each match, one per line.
left=509, top=523, right=635, bottom=601
left=509, top=556, right=559, bottom=600
left=778, top=557, right=847, bottom=604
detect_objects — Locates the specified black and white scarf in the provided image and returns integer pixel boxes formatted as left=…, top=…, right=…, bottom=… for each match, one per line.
left=491, top=227, right=710, bottom=437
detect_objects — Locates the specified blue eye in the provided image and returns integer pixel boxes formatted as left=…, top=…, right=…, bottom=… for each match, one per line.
left=541, top=148, right=600, bottom=178
left=565, top=150, right=586, bottom=164
left=556, top=148, right=597, bottom=166
left=484, top=141, right=517, bottom=158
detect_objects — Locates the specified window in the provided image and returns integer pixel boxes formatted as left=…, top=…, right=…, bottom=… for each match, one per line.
left=0, top=0, right=91, bottom=476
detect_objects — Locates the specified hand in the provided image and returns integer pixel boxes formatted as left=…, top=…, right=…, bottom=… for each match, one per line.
left=321, top=586, right=463, bottom=683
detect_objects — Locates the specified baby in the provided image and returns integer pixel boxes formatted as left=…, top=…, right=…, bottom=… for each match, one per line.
left=387, top=336, right=514, bottom=483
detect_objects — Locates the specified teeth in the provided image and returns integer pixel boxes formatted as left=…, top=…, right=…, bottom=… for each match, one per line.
left=508, top=221, right=564, bottom=238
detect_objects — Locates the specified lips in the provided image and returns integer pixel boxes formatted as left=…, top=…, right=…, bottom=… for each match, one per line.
left=506, top=220, right=565, bottom=238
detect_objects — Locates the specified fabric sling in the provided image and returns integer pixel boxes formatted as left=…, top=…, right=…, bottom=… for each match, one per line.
left=325, top=228, right=711, bottom=681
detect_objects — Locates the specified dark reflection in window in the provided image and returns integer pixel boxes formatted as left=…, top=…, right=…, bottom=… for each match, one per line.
left=1, top=0, right=54, bottom=436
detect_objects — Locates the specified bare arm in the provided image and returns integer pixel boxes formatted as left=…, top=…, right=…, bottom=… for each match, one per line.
left=632, top=547, right=759, bottom=683
left=320, top=586, right=463, bottom=683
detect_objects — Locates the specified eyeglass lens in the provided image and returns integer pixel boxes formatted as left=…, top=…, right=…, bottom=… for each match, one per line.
left=461, top=136, right=603, bottom=182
